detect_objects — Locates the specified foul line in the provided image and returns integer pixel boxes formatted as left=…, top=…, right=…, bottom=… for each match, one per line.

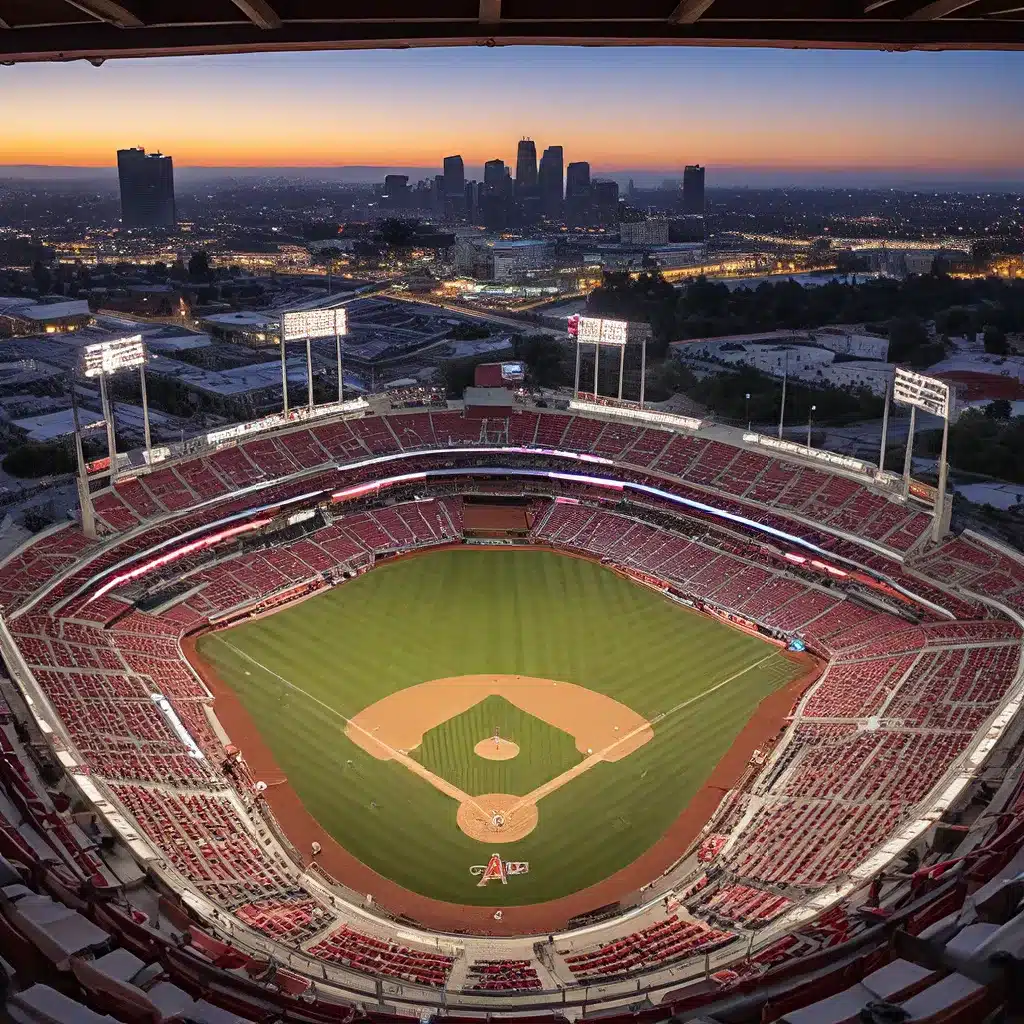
left=212, top=635, right=785, bottom=834
left=506, top=649, right=786, bottom=818
left=210, top=636, right=493, bottom=820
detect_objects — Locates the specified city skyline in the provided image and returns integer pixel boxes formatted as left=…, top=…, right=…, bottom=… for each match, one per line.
left=1, top=47, right=1022, bottom=181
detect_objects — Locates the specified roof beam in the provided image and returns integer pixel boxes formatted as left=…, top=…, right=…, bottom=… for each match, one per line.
left=864, top=0, right=899, bottom=11
left=479, top=0, right=502, bottom=24
left=669, top=0, right=717, bottom=24
left=229, top=0, right=282, bottom=30
left=905, top=0, right=980, bottom=18
left=63, top=0, right=143, bottom=28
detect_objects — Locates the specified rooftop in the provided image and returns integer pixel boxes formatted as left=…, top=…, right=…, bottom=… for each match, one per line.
left=200, top=311, right=278, bottom=329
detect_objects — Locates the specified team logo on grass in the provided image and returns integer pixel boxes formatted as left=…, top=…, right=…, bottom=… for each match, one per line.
left=470, top=853, right=529, bottom=886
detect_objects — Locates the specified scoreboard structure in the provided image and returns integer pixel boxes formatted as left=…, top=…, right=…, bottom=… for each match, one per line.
left=571, top=317, right=652, bottom=407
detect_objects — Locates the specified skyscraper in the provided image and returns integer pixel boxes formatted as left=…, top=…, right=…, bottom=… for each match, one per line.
left=592, top=179, right=620, bottom=227
left=565, top=161, right=591, bottom=199
left=683, top=164, right=706, bottom=216
left=515, top=139, right=538, bottom=195
left=565, top=161, right=592, bottom=227
left=538, top=145, right=564, bottom=219
left=116, top=147, right=175, bottom=229
left=481, top=159, right=511, bottom=231
left=443, top=155, right=465, bottom=197
left=483, top=159, right=506, bottom=190
left=382, top=174, right=410, bottom=210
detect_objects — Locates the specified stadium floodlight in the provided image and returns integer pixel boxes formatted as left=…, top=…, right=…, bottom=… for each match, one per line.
left=279, top=307, right=349, bottom=414
left=888, top=367, right=954, bottom=543
left=576, top=316, right=628, bottom=346
left=81, top=333, right=146, bottom=378
left=280, top=307, right=347, bottom=342
left=893, top=367, right=951, bottom=420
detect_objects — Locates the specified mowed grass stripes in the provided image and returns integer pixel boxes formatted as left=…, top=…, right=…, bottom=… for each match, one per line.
left=413, top=695, right=582, bottom=796
left=197, top=549, right=801, bottom=906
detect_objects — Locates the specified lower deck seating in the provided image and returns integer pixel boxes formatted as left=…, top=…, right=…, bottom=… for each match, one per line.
left=308, top=925, right=454, bottom=987
left=467, top=959, right=542, bottom=991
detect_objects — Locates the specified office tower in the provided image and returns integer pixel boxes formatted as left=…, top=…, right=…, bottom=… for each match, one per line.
left=116, top=147, right=176, bottom=229
left=484, top=159, right=506, bottom=190
left=538, top=145, right=564, bottom=219
left=382, top=174, right=410, bottom=210
left=683, top=164, right=705, bottom=216
left=592, top=179, right=620, bottom=227
left=465, top=181, right=481, bottom=225
left=566, top=161, right=591, bottom=199
left=515, top=139, right=538, bottom=194
left=443, top=155, right=465, bottom=197
left=565, top=161, right=592, bottom=228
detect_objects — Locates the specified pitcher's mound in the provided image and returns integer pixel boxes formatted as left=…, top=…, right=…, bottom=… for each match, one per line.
left=475, top=736, right=519, bottom=761
left=457, top=794, right=538, bottom=842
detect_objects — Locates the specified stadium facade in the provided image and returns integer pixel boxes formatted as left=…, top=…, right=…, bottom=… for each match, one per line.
left=0, top=397, right=1022, bottom=1021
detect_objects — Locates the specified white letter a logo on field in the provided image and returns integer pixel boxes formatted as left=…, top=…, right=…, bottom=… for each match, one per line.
left=477, top=852, right=508, bottom=887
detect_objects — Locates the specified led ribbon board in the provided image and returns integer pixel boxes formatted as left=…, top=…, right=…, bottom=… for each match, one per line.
left=281, top=307, right=347, bottom=342
left=82, top=334, right=146, bottom=378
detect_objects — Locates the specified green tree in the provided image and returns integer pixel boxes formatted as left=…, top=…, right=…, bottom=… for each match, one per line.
left=511, top=334, right=569, bottom=389
left=31, top=260, right=52, bottom=295
left=983, top=325, right=1009, bottom=355
left=3, top=441, right=77, bottom=478
left=935, top=306, right=973, bottom=337
left=188, top=250, right=211, bottom=280
left=985, top=399, right=1013, bottom=420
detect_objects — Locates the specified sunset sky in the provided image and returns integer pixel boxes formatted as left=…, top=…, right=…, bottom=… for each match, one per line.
left=2, top=47, right=1023, bottom=179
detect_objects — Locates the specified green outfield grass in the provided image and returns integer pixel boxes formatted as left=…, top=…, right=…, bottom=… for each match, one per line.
left=196, top=548, right=802, bottom=906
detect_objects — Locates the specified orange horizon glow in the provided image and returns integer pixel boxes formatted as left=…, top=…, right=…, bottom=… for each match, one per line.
left=1, top=48, right=1021, bottom=177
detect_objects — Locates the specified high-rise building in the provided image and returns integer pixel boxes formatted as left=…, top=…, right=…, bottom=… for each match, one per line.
left=382, top=174, right=410, bottom=210
left=116, top=147, right=176, bottom=229
left=683, top=164, right=705, bottom=216
left=538, top=145, right=564, bottom=219
left=481, top=159, right=512, bottom=231
left=465, top=181, right=481, bottom=225
left=564, top=161, right=592, bottom=227
left=592, top=179, right=620, bottom=227
left=443, top=155, right=465, bottom=197
left=566, top=161, right=591, bottom=198
left=515, top=139, right=538, bottom=195
left=484, top=159, right=506, bottom=190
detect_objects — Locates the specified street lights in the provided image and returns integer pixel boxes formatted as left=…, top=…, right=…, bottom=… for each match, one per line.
left=807, top=404, right=817, bottom=450
left=745, top=392, right=751, bottom=432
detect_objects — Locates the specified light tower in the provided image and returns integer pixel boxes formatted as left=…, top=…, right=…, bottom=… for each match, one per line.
left=886, top=367, right=955, bottom=544
left=279, top=307, right=349, bottom=416
left=571, top=316, right=651, bottom=407
left=76, top=333, right=149, bottom=538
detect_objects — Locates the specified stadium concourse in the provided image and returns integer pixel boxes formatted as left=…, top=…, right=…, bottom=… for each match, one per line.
left=0, top=399, right=1023, bottom=1023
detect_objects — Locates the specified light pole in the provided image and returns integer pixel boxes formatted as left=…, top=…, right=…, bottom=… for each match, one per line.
left=807, top=404, right=816, bottom=450
left=777, top=350, right=789, bottom=440
left=745, top=392, right=751, bottom=432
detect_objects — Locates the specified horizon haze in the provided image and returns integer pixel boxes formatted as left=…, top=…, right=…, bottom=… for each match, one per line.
left=1, top=47, right=1022, bottom=185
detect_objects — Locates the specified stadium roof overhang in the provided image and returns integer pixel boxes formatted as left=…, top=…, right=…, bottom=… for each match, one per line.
left=0, top=0, right=1022, bottom=63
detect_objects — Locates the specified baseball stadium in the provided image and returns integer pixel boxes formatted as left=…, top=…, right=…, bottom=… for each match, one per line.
left=1, top=365, right=1024, bottom=1024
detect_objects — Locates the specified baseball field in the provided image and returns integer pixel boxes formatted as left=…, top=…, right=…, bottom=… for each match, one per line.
left=194, top=548, right=803, bottom=907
